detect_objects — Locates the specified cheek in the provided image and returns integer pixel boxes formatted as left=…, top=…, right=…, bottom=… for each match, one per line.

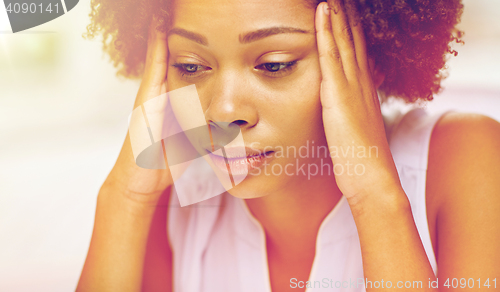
left=276, top=66, right=323, bottom=141
left=165, top=67, right=208, bottom=128
left=166, top=66, right=183, bottom=91
left=293, top=92, right=324, bottom=141
left=296, top=57, right=324, bottom=137
left=165, top=77, right=207, bottom=137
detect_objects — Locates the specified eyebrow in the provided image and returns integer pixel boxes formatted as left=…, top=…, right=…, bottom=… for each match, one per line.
left=239, top=27, right=310, bottom=44
left=167, top=26, right=311, bottom=46
left=168, top=28, right=209, bottom=46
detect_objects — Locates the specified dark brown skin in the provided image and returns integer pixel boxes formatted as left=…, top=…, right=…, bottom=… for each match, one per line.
left=77, top=1, right=500, bottom=291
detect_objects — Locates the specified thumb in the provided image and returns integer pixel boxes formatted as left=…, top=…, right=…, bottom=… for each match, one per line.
left=137, top=16, right=169, bottom=105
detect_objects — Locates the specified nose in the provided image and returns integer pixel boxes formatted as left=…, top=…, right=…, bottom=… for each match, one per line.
left=204, top=71, right=259, bottom=131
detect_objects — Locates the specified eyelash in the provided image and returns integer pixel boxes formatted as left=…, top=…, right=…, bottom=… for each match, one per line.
left=255, top=61, right=298, bottom=77
left=171, top=61, right=298, bottom=79
left=171, top=63, right=211, bottom=78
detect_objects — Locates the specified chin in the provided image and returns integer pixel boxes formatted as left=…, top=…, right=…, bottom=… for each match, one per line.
left=223, top=170, right=288, bottom=200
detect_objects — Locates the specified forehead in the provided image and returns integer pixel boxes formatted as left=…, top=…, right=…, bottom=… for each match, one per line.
left=170, top=0, right=316, bottom=37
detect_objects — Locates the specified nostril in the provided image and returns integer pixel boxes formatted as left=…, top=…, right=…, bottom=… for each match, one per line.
left=208, top=120, right=248, bottom=131
left=232, top=120, right=247, bottom=126
left=207, top=120, right=243, bottom=147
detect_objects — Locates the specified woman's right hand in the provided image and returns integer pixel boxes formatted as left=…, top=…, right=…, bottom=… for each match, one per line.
left=104, top=16, right=172, bottom=205
left=77, top=17, right=174, bottom=292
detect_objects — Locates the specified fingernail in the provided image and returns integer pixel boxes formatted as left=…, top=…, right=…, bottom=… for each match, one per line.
left=323, top=3, right=330, bottom=15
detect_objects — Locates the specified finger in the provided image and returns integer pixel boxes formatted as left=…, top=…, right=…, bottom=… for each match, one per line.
left=346, top=1, right=370, bottom=76
left=328, top=0, right=358, bottom=79
left=315, top=2, right=346, bottom=85
left=139, top=16, right=169, bottom=101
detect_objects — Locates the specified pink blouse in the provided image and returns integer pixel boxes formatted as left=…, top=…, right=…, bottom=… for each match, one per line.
left=167, top=107, right=450, bottom=292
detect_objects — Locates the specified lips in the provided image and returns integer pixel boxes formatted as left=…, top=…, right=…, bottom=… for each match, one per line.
left=206, top=146, right=274, bottom=176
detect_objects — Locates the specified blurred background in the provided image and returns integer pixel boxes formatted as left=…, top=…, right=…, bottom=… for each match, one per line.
left=1, top=0, right=499, bottom=291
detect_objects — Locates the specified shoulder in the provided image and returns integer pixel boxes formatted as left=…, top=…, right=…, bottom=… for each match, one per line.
left=430, top=111, right=500, bottom=148
left=427, top=112, right=500, bottom=198
left=426, top=112, right=500, bottom=277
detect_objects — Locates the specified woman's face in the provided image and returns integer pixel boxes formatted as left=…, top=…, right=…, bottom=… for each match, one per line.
left=167, top=0, right=330, bottom=198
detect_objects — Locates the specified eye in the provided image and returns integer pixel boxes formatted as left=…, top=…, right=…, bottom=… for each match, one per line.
left=183, top=64, right=200, bottom=73
left=171, top=63, right=211, bottom=78
left=255, top=61, right=298, bottom=77
left=264, top=63, right=288, bottom=72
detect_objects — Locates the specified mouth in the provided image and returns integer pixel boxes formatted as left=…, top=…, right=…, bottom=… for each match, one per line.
left=205, top=147, right=275, bottom=176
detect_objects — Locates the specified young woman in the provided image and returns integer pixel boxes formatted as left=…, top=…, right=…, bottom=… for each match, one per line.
left=77, top=0, right=500, bottom=291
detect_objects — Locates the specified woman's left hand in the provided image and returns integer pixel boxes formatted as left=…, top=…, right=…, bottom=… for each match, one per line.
left=315, top=1, right=402, bottom=205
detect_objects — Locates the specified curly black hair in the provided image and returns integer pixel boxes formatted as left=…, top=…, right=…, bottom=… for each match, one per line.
left=84, top=0, right=463, bottom=103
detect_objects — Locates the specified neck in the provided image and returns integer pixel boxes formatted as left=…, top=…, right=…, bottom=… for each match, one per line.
left=244, top=168, right=343, bottom=259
